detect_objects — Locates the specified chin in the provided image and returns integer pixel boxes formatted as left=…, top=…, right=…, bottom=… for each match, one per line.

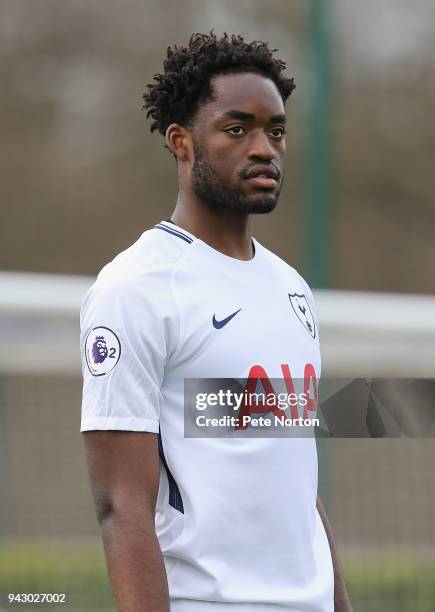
left=195, top=184, right=280, bottom=215
left=243, top=193, right=279, bottom=214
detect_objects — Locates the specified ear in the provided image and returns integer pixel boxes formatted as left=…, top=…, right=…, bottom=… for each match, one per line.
left=165, top=123, right=192, bottom=162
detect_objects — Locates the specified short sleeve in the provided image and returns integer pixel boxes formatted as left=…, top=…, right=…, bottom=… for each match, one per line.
left=80, top=275, right=172, bottom=433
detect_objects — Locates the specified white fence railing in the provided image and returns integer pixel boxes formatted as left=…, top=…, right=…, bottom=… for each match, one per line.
left=1, top=271, right=434, bottom=376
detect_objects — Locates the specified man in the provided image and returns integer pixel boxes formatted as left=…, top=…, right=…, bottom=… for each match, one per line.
left=81, top=32, right=352, bottom=612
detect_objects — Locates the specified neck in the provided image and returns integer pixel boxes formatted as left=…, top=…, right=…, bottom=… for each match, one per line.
left=170, top=190, right=254, bottom=261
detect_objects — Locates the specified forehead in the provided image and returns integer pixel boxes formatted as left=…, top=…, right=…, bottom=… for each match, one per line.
left=198, top=72, right=285, bottom=123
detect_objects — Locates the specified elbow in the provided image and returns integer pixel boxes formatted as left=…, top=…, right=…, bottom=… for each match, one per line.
left=94, top=495, right=115, bottom=525
left=93, top=492, right=155, bottom=527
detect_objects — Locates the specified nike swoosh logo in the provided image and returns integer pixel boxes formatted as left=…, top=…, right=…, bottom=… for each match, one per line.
left=212, top=308, right=242, bottom=329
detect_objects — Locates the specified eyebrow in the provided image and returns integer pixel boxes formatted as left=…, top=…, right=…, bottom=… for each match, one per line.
left=221, top=110, right=286, bottom=124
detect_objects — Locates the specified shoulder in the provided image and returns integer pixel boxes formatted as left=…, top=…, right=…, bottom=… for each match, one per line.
left=255, top=239, right=317, bottom=310
left=82, top=224, right=192, bottom=315
left=99, top=224, right=191, bottom=286
left=80, top=225, right=193, bottom=360
left=255, top=240, right=314, bottom=288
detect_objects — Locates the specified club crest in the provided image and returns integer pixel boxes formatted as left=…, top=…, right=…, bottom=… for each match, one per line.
left=85, top=326, right=121, bottom=376
left=288, top=293, right=316, bottom=339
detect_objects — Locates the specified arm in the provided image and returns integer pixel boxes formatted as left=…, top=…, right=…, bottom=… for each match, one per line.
left=83, top=430, right=170, bottom=612
left=316, top=496, right=353, bottom=612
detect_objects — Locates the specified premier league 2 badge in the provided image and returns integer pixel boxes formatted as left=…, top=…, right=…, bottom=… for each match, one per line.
left=288, top=293, right=316, bottom=339
left=85, top=326, right=121, bottom=376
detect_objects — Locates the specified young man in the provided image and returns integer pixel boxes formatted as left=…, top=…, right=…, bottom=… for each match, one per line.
left=81, top=32, right=352, bottom=612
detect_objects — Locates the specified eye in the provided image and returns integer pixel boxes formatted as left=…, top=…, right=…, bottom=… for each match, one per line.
left=224, top=125, right=246, bottom=136
left=270, top=127, right=286, bottom=139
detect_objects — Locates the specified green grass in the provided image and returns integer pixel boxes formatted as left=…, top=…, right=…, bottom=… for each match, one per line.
left=1, top=542, right=434, bottom=611
left=344, top=555, right=435, bottom=612
left=0, top=541, right=113, bottom=610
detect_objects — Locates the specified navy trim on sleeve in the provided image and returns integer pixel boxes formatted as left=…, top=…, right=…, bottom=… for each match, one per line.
left=158, top=429, right=184, bottom=514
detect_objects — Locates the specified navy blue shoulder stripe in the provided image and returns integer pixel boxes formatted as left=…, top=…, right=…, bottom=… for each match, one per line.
left=154, top=223, right=193, bottom=244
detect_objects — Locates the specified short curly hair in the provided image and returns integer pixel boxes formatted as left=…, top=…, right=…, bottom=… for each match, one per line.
left=142, top=31, right=295, bottom=137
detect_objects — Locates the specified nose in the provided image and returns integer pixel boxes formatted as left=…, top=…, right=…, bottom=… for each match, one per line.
left=247, top=130, right=275, bottom=161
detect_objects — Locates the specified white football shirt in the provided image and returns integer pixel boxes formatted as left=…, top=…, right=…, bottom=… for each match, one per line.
left=80, top=220, right=334, bottom=611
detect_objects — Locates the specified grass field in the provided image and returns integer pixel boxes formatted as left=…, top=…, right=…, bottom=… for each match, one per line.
left=0, top=542, right=434, bottom=611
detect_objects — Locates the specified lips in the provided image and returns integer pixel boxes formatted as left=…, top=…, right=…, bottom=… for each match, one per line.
left=246, top=176, right=277, bottom=188
left=244, top=165, right=280, bottom=189
left=245, top=165, right=279, bottom=180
